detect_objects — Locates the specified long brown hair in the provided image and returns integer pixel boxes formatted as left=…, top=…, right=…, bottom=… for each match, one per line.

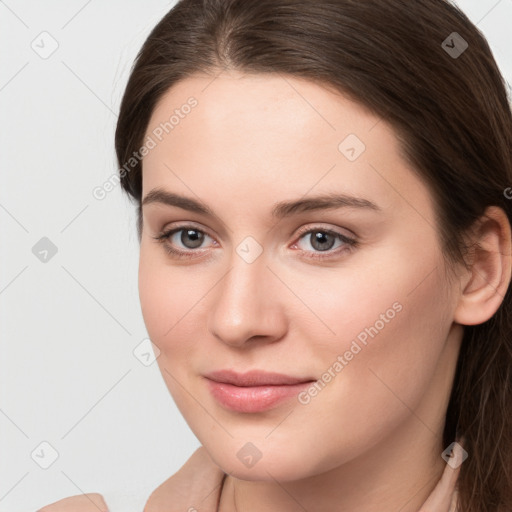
left=114, top=1, right=512, bottom=509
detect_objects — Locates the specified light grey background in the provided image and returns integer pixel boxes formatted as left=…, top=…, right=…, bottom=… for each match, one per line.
left=1, top=1, right=511, bottom=511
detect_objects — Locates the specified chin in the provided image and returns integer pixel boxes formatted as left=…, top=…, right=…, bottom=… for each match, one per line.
left=202, top=437, right=328, bottom=483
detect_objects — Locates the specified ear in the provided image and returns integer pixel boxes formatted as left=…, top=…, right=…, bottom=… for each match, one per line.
left=454, top=206, right=512, bottom=326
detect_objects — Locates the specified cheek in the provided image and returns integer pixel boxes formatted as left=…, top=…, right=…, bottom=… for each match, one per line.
left=260, top=271, right=452, bottom=476
left=292, top=235, right=450, bottom=378
left=138, top=254, right=169, bottom=341
left=138, top=252, right=200, bottom=418
left=138, top=243, right=214, bottom=374
left=138, top=245, right=190, bottom=349
left=297, top=252, right=454, bottom=439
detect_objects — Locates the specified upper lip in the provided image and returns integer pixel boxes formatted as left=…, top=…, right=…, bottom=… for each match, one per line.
left=204, top=369, right=316, bottom=387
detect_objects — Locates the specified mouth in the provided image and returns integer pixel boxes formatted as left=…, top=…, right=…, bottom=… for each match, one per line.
left=203, top=369, right=316, bottom=413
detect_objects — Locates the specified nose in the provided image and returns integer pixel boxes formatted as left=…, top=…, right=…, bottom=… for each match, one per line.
left=207, top=254, right=288, bottom=349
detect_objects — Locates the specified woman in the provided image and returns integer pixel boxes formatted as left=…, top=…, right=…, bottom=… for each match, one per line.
left=39, top=0, right=512, bottom=510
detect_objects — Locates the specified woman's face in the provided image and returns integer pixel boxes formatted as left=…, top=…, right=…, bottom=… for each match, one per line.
left=139, top=71, right=464, bottom=481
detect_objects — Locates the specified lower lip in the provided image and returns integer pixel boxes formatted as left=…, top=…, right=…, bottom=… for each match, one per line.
left=205, top=378, right=314, bottom=413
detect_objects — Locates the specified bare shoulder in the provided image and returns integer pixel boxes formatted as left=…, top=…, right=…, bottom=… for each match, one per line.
left=144, top=446, right=226, bottom=512
left=37, top=493, right=108, bottom=512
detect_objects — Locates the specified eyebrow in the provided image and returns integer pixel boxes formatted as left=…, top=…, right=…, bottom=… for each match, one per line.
left=141, top=187, right=381, bottom=219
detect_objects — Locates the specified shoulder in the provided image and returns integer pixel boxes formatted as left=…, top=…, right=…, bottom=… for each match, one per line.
left=36, top=493, right=108, bottom=512
left=35, top=447, right=225, bottom=512
left=144, top=445, right=226, bottom=512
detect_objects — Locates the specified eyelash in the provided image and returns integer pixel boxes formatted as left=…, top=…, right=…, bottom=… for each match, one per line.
left=152, top=224, right=358, bottom=261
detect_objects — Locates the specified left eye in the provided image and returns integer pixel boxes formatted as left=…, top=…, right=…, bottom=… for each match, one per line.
left=293, top=228, right=357, bottom=256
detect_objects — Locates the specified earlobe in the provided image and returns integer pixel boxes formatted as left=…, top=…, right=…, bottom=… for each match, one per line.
left=454, top=206, right=512, bottom=326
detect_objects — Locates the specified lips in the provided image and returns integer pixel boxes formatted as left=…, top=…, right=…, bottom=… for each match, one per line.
left=204, top=369, right=315, bottom=386
left=203, top=369, right=316, bottom=413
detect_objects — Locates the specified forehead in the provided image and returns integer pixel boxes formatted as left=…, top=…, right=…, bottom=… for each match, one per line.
left=141, top=71, right=433, bottom=222
left=144, top=70, right=383, bottom=154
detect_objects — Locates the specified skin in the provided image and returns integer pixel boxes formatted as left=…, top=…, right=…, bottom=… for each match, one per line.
left=135, top=70, right=510, bottom=512
left=37, top=493, right=108, bottom=512
left=38, top=71, right=511, bottom=512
